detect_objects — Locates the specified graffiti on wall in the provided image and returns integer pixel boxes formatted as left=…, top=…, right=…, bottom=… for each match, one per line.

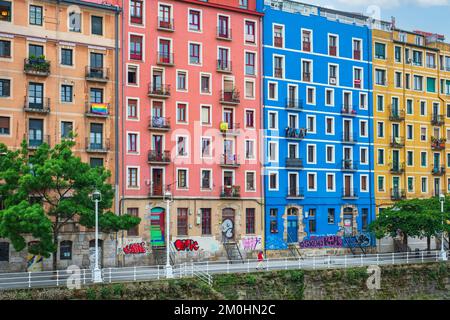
left=122, top=242, right=147, bottom=255
left=174, top=239, right=200, bottom=252
left=221, top=219, right=234, bottom=240
left=299, top=233, right=371, bottom=249
left=240, top=236, right=262, bottom=251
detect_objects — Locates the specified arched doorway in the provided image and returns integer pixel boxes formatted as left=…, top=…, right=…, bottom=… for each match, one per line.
left=287, top=207, right=299, bottom=243
left=150, top=207, right=165, bottom=247
left=343, top=207, right=354, bottom=236
left=89, top=239, right=103, bottom=269
left=221, top=208, right=235, bottom=242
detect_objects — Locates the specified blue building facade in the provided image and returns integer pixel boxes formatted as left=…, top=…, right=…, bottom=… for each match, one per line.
left=259, top=0, right=376, bottom=251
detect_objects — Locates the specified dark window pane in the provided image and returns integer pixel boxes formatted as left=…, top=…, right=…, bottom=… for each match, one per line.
left=91, top=16, right=103, bottom=35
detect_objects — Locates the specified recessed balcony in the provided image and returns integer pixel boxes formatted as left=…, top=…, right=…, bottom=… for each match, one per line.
left=341, top=105, right=357, bottom=117
left=24, top=57, right=50, bottom=77
left=148, top=150, right=171, bottom=165
left=26, top=133, right=50, bottom=150
left=217, top=59, right=232, bottom=73
left=285, top=98, right=303, bottom=111
left=156, top=52, right=174, bottom=66
left=431, top=137, right=446, bottom=151
left=157, top=17, right=174, bottom=32
left=85, top=102, right=110, bottom=118
left=391, top=188, right=406, bottom=201
left=431, top=166, right=446, bottom=176
left=285, top=157, right=304, bottom=169
left=342, top=188, right=358, bottom=200
left=390, top=162, right=405, bottom=174
left=220, top=154, right=240, bottom=168
left=85, top=138, right=110, bottom=154
left=285, top=127, right=307, bottom=140
left=286, top=187, right=305, bottom=199
left=390, top=136, right=405, bottom=148
left=219, top=89, right=240, bottom=105
left=23, top=96, right=50, bottom=114
left=219, top=122, right=240, bottom=136
left=342, top=159, right=358, bottom=172
left=217, top=27, right=232, bottom=41
left=342, top=132, right=357, bottom=144
left=148, top=116, right=171, bottom=131
left=85, top=66, right=110, bottom=82
left=148, top=83, right=171, bottom=99
left=389, top=108, right=405, bottom=122
left=431, top=114, right=445, bottom=126
left=220, top=185, right=240, bottom=198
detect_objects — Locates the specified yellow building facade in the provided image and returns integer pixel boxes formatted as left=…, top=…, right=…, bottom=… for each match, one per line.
left=373, top=24, right=450, bottom=214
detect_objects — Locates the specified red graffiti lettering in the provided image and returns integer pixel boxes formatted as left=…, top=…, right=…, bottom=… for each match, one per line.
left=174, top=239, right=199, bottom=252
left=123, top=242, right=147, bottom=254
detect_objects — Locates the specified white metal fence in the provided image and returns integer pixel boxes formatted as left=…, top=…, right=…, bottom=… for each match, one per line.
left=0, top=250, right=448, bottom=291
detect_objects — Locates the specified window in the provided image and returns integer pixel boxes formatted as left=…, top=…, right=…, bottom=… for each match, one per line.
left=376, top=95, right=384, bottom=112
left=246, top=172, right=255, bottom=191
left=0, top=1, right=11, bottom=22
left=201, top=170, right=211, bottom=189
left=270, top=216, right=278, bottom=234
left=177, top=169, right=188, bottom=189
left=375, top=69, right=386, bottom=85
left=360, top=148, right=368, bottom=164
left=306, top=87, right=315, bottom=104
left=177, top=208, right=188, bottom=236
left=353, top=39, right=361, bottom=60
left=307, top=173, right=316, bottom=190
left=130, top=0, right=143, bottom=24
left=128, top=133, right=138, bottom=153
left=189, top=9, right=201, bottom=31
left=127, top=208, right=139, bottom=236
left=90, top=88, right=103, bottom=103
left=421, top=177, right=427, bottom=193
left=325, top=89, right=334, bottom=106
left=201, top=137, right=211, bottom=157
left=309, top=209, right=316, bottom=233
left=245, top=140, right=255, bottom=159
left=245, top=80, right=255, bottom=99
left=268, top=112, right=277, bottom=129
left=91, top=16, right=103, bottom=35
left=394, top=46, right=402, bottom=63
left=420, top=127, right=427, bottom=141
left=201, top=208, right=211, bottom=235
left=407, top=151, right=414, bottom=166
left=407, top=124, right=413, bottom=140
left=68, top=11, right=81, bottom=32
left=375, top=42, right=386, bottom=59
left=406, top=99, right=413, bottom=115
left=61, top=121, right=73, bottom=138
left=328, top=208, right=335, bottom=224
left=200, top=105, right=210, bottom=125
left=90, top=157, right=104, bottom=168
left=127, top=99, right=138, bottom=119
left=0, top=79, right=10, bottom=97
left=189, top=43, right=201, bottom=64
left=268, top=82, right=277, bottom=100
left=326, top=145, right=334, bottom=163
left=29, top=5, right=43, bottom=26
left=268, top=142, right=278, bottom=162
left=240, top=0, right=249, bottom=9
left=0, top=40, right=11, bottom=58
left=130, top=35, right=142, bottom=60
left=127, top=167, right=138, bottom=188
left=414, top=75, right=423, bottom=91
left=394, top=72, right=402, bottom=88
left=127, top=65, right=138, bottom=85
left=269, top=172, right=278, bottom=190
left=200, top=74, right=210, bottom=93
left=420, top=101, right=426, bottom=116
left=273, top=25, right=283, bottom=48
left=361, top=175, right=368, bottom=192
left=274, top=56, right=284, bottom=78
left=245, top=20, right=256, bottom=44
left=407, top=177, right=414, bottom=193
left=307, top=145, right=316, bottom=164
left=361, top=209, right=369, bottom=231
left=360, top=121, right=367, bottom=137
left=177, top=71, right=187, bottom=91
left=0, top=242, right=9, bottom=262
left=59, top=241, right=72, bottom=260
left=61, top=85, right=73, bottom=103
left=0, top=116, right=8, bottom=136
left=421, top=151, right=427, bottom=167
left=245, top=52, right=256, bottom=75
left=302, top=60, right=312, bottom=82
left=427, top=77, right=436, bottom=93
left=177, top=103, right=187, bottom=123
left=177, top=136, right=187, bottom=156
left=413, top=50, right=423, bottom=66
left=328, top=35, right=338, bottom=56
left=378, top=176, right=385, bottom=192
left=326, top=174, right=335, bottom=191
left=307, top=115, right=315, bottom=133
left=302, top=30, right=311, bottom=52
left=61, top=48, right=73, bottom=66
left=377, top=149, right=384, bottom=165
left=246, top=208, right=255, bottom=234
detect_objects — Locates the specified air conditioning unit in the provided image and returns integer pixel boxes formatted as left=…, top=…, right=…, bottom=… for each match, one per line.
left=330, top=77, right=337, bottom=85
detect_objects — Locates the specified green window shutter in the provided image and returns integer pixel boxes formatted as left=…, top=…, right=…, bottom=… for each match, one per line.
left=427, top=77, right=436, bottom=92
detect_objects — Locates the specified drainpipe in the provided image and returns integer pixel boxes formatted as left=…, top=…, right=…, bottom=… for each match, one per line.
left=259, top=12, right=266, bottom=255
left=367, top=26, right=375, bottom=246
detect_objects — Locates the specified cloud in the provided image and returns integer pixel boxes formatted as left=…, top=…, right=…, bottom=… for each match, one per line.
left=298, top=0, right=449, bottom=8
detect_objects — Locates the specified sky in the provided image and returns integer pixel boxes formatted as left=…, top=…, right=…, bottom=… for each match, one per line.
left=295, top=0, right=450, bottom=41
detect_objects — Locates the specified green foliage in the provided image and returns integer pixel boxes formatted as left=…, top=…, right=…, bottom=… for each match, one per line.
left=369, top=197, right=450, bottom=241
left=0, top=139, right=140, bottom=261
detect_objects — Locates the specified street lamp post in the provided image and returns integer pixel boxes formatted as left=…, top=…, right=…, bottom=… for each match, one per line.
left=165, top=189, right=173, bottom=278
left=91, top=189, right=103, bottom=283
left=439, top=194, right=448, bottom=261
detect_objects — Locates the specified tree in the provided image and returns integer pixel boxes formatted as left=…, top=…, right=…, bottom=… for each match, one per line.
left=0, top=139, right=140, bottom=270
left=369, top=198, right=450, bottom=251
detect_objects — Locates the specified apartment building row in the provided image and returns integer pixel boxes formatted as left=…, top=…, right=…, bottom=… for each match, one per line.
left=0, top=0, right=449, bottom=271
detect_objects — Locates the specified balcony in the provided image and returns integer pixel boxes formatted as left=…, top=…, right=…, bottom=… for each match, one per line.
left=274, top=36, right=283, bottom=48
left=217, top=27, right=232, bottom=41
left=342, top=159, right=358, bottom=172
left=431, top=114, right=445, bottom=126
left=390, top=136, right=405, bottom=148
left=157, top=17, right=174, bottom=32
left=286, top=187, right=305, bottom=199
left=148, top=83, right=171, bottom=99
left=85, top=102, right=110, bottom=118
left=285, top=98, right=303, bottom=111
left=148, top=116, right=170, bottom=131
left=86, top=138, right=110, bottom=153
left=341, top=105, right=357, bottom=116
left=27, top=134, right=50, bottom=150
left=148, top=150, right=171, bottom=165
left=148, top=184, right=170, bottom=198
left=389, top=108, right=405, bottom=122
left=274, top=68, right=283, bottom=78
left=285, top=157, right=304, bottom=169
left=24, top=57, right=50, bottom=76
left=431, top=166, right=446, bottom=176
left=85, top=66, right=110, bottom=82
left=220, top=185, right=241, bottom=198
left=431, top=137, right=446, bottom=151
left=329, top=46, right=337, bottom=56
left=390, top=162, right=405, bottom=174
left=217, top=60, right=232, bottom=73
left=285, top=127, right=307, bottom=140
left=342, top=132, right=357, bottom=144
left=354, top=50, right=361, bottom=60
left=302, top=41, right=311, bottom=52
left=220, top=90, right=240, bottom=105
left=391, top=188, right=406, bottom=201
left=156, top=52, right=174, bottom=66
left=342, top=188, right=358, bottom=200
left=219, top=122, right=240, bottom=136
left=220, top=154, right=240, bottom=168
left=303, top=72, right=311, bottom=82
left=23, top=96, right=50, bottom=114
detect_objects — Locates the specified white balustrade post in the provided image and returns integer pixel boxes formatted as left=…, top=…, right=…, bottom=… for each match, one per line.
left=376, top=254, right=379, bottom=266
left=392, top=252, right=395, bottom=265
left=360, top=254, right=363, bottom=267
left=28, top=272, right=31, bottom=288
left=227, top=260, right=229, bottom=274
left=56, top=270, right=59, bottom=287
left=133, top=266, right=136, bottom=281
left=313, top=256, right=316, bottom=270
left=285, top=258, right=288, bottom=270
left=406, top=251, right=409, bottom=264
left=421, top=251, right=424, bottom=263
left=344, top=255, right=347, bottom=268
left=109, top=268, right=112, bottom=283
left=247, top=259, right=250, bottom=273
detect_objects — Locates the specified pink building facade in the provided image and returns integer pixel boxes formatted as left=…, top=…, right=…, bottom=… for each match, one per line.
left=118, top=0, right=264, bottom=264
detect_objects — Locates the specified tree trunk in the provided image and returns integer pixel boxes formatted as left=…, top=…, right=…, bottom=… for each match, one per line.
left=402, top=232, right=408, bottom=251
left=426, top=236, right=431, bottom=252
left=52, top=225, right=58, bottom=271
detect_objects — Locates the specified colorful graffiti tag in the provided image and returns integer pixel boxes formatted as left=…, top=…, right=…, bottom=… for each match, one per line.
left=122, top=242, right=147, bottom=254
left=240, top=236, right=262, bottom=251
left=174, top=239, right=200, bottom=252
left=299, top=233, right=371, bottom=249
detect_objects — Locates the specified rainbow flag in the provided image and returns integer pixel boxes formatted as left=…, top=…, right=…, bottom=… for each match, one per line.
left=91, top=103, right=108, bottom=115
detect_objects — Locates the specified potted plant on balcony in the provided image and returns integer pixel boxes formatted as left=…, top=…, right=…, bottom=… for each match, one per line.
left=439, top=138, right=446, bottom=148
